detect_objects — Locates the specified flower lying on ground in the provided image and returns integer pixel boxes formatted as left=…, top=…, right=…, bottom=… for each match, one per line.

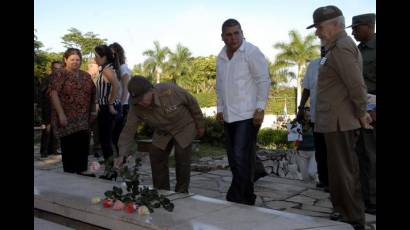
left=91, top=196, right=101, bottom=204
left=89, top=161, right=101, bottom=173
left=125, top=202, right=137, bottom=213
left=112, top=200, right=125, bottom=210
left=101, top=154, right=175, bottom=214
left=103, top=198, right=113, bottom=208
left=138, top=206, right=150, bottom=215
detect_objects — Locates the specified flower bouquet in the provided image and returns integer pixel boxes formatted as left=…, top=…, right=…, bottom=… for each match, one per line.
left=92, top=154, right=174, bottom=214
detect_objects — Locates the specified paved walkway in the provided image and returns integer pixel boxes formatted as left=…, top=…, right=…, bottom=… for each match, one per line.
left=34, top=145, right=375, bottom=230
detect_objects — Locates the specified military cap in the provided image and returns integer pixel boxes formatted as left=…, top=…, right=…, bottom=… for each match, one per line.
left=307, top=5, right=343, bottom=29
left=128, top=76, right=153, bottom=104
left=346, top=13, right=376, bottom=28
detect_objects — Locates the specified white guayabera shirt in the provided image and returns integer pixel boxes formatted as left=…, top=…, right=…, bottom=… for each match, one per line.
left=216, top=40, right=271, bottom=123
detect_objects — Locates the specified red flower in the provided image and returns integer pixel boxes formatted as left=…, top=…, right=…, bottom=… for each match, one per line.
left=124, top=202, right=137, bottom=213
left=103, top=198, right=113, bottom=208
left=295, top=140, right=301, bottom=146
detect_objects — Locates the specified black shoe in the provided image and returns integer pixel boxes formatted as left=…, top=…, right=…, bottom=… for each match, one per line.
left=330, top=212, right=342, bottom=221
left=365, top=204, right=376, bottom=215
left=324, top=186, right=330, bottom=193
left=78, top=172, right=96, bottom=178
left=350, top=223, right=365, bottom=230
left=316, top=182, right=325, bottom=188
left=254, top=171, right=268, bottom=182
left=99, top=172, right=118, bottom=181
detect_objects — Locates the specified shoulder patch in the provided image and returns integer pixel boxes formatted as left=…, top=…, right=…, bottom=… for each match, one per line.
left=161, top=88, right=173, bottom=96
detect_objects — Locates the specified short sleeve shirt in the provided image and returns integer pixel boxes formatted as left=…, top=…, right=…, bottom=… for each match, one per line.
left=302, top=58, right=320, bottom=123
left=50, top=69, right=96, bottom=138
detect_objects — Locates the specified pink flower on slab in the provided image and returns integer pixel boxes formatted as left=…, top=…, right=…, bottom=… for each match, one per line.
left=112, top=200, right=125, bottom=210
left=89, top=161, right=101, bottom=173
left=138, top=205, right=150, bottom=215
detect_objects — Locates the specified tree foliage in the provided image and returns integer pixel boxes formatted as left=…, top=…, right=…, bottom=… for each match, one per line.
left=142, top=41, right=171, bottom=83
left=61, top=27, right=107, bottom=60
left=273, top=30, right=319, bottom=110
left=166, top=43, right=192, bottom=83
left=178, top=55, right=216, bottom=93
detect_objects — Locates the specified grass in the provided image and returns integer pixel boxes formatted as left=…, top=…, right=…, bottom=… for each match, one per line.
left=168, top=143, right=226, bottom=167
left=192, top=143, right=226, bottom=160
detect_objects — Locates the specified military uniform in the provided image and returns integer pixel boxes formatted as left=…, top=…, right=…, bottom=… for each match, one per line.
left=359, top=34, right=376, bottom=95
left=315, top=30, right=367, bottom=226
left=351, top=14, right=377, bottom=213
left=118, top=82, right=205, bottom=193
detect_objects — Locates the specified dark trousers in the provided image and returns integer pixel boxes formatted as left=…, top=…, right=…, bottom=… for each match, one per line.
left=40, top=123, right=59, bottom=157
left=60, top=130, right=90, bottom=173
left=325, top=130, right=365, bottom=225
left=224, top=119, right=258, bottom=205
left=149, top=139, right=192, bottom=193
left=97, top=105, right=121, bottom=161
left=112, top=104, right=129, bottom=154
left=90, top=119, right=101, bottom=154
left=356, top=122, right=376, bottom=208
left=255, top=155, right=266, bottom=175
left=313, top=127, right=329, bottom=186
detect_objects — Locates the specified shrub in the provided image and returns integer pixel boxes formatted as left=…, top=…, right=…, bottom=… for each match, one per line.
left=193, top=92, right=217, bottom=108
left=257, top=128, right=294, bottom=149
left=201, top=116, right=225, bottom=146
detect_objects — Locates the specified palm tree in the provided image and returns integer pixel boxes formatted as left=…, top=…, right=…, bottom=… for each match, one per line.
left=273, top=30, right=320, bottom=111
left=269, top=59, right=296, bottom=88
left=143, top=41, right=171, bottom=83
left=167, top=43, right=192, bottom=83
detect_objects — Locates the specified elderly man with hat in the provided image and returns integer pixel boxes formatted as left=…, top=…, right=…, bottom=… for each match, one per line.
left=307, top=5, right=373, bottom=230
left=348, top=13, right=377, bottom=215
left=114, top=76, right=205, bottom=193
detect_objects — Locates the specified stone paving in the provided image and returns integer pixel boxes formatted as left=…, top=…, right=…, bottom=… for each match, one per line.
left=34, top=141, right=376, bottom=230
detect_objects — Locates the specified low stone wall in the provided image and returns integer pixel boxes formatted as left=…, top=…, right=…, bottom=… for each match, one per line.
left=192, top=149, right=309, bottom=181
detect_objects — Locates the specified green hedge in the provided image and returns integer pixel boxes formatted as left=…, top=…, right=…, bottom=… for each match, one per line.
left=193, top=92, right=217, bottom=108
left=257, top=128, right=295, bottom=149
left=193, top=87, right=296, bottom=114
left=201, top=116, right=225, bottom=146
left=136, top=117, right=293, bottom=150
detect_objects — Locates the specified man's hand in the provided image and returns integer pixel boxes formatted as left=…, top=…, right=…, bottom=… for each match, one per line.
left=196, top=127, right=205, bottom=138
left=359, top=112, right=373, bottom=129
left=216, top=112, right=224, bottom=123
left=113, top=156, right=125, bottom=169
left=253, top=109, right=264, bottom=127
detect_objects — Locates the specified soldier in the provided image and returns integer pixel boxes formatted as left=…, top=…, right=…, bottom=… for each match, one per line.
left=306, top=5, right=373, bottom=230
left=348, top=13, right=377, bottom=215
left=114, top=76, right=205, bottom=193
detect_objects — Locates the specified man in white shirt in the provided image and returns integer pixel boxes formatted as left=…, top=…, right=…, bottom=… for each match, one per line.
left=216, top=18, right=271, bottom=205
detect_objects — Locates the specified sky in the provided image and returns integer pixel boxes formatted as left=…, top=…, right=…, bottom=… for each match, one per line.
left=34, top=0, right=376, bottom=69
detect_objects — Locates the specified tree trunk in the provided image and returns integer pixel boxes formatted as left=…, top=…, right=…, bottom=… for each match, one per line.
left=296, top=64, right=303, bottom=114
left=156, top=71, right=160, bottom=84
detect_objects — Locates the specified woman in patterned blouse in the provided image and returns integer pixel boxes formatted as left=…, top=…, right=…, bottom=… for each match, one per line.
left=49, top=48, right=97, bottom=176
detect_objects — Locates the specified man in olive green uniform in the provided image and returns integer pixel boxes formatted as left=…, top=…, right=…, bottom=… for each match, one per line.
left=348, top=13, right=377, bottom=215
left=307, top=6, right=373, bottom=230
left=114, top=76, right=205, bottom=193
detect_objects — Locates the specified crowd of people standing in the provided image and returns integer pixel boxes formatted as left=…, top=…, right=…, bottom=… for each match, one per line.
left=37, top=6, right=375, bottom=229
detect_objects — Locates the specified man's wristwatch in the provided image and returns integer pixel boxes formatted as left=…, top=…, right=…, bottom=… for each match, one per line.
left=256, top=108, right=264, bottom=113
